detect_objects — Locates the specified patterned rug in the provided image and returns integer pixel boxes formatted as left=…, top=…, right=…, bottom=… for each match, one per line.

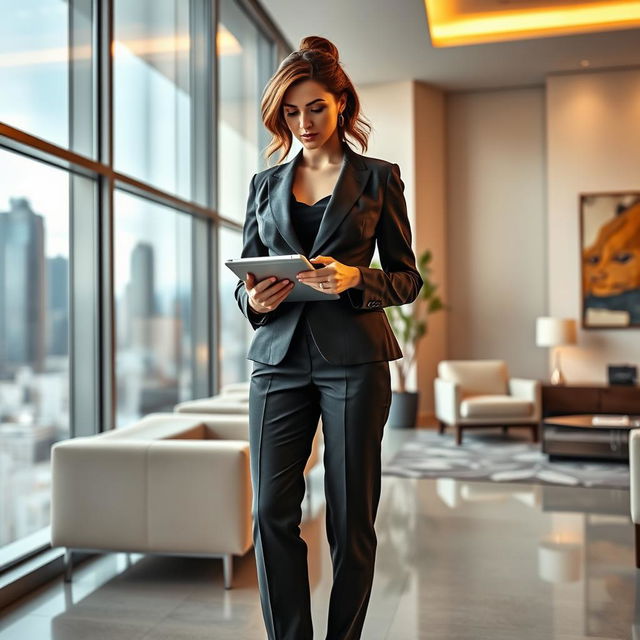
left=382, top=429, right=630, bottom=489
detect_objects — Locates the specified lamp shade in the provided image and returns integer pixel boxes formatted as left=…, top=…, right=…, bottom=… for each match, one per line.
left=536, top=317, right=577, bottom=347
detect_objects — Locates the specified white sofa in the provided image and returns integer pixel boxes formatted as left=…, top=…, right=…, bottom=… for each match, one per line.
left=434, top=360, right=541, bottom=445
left=50, top=411, right=320, bottom=589
left=175, top=384, right=325, bottom=448
left=630, top=429, right=640, bottom=568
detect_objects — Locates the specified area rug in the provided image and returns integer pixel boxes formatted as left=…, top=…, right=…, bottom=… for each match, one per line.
left=382, top=430, right=630, bottom=489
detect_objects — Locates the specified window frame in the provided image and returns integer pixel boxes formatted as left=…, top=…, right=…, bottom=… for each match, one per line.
left=0, top=0, right=291, bottom=585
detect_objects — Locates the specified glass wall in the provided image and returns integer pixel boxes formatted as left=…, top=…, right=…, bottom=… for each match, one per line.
left=0, top=0, right=282, bottom=576
left=217, top=0, right=274, bottom=223
left=0, top=0, right=94, bottom=156
left=114, top=0, right=192, bottom=199
left=0, top=148, right=73, bottom=566
left=218, top=226, right=252, bottom=386
left=114, top=192, right=193, bottom=427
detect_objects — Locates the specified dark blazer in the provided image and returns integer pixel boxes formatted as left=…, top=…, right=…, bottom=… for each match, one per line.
left=234, top=140, right=423, bottom=366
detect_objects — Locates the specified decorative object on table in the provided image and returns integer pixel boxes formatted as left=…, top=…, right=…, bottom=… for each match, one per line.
left=580, top=192, right=640, bottom=328
left=371, top=249, right=446, bottom=429
left=381, top=429, right=629, bottom=489
left=591, top=414, right=638, bottom=427
left=536, top=317, right=577, bottom=385
left=607, top=364, right=638, bottom=386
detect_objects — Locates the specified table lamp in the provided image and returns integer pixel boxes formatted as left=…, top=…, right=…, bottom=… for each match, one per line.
left=536, top=317, right=577, bottom=385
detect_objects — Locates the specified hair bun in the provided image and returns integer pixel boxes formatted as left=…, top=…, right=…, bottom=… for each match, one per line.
left=298, top=36, right=339, bottom=62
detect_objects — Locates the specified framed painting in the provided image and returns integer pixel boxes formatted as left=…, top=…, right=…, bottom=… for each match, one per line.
left=580, top=192, right=640, bottom=328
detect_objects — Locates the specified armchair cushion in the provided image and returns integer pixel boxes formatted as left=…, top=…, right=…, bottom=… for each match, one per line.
left=460, top=395, right=533, bottom=418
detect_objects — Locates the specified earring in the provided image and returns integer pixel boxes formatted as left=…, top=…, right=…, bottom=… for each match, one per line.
left=338, top=113, right=344, bottom=127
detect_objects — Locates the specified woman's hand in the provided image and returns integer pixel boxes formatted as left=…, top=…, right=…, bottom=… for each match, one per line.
left=296, top=255, right=362, bottom=295
left=245, top=273, right=294, bottom=314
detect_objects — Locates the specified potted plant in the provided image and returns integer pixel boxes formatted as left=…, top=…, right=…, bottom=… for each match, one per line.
left=371, top=249, right=446, bottom=428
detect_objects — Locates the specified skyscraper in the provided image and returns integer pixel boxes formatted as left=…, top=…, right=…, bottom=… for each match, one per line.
left=0, top=198, right=46, bottom=378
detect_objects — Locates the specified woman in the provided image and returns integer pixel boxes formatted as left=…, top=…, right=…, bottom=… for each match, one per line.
left=234, top=36, right=423, bottom=640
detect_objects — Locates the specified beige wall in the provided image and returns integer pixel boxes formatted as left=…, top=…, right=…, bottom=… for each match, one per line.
left=413, top=83, right=447, bottom=418
left=358, top=69, right=640, bottom=408
left=359, top=80, right=447, bottom=418
left=546, top=69, right=640, bottom=383
left=445, top=87, right=548, bottom=379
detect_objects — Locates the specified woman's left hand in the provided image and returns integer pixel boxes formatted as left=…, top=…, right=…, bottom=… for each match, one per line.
left=297, top=255, right=362, bottom=294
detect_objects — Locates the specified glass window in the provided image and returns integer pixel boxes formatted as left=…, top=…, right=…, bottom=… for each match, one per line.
left=218, top=226, right=252, bottom=386
left=114, top=191, right=193, bottom=427
left=0, top=148, right=70, bottom=566
left=218, top=0, right=274, bottom=223
left=113, top=0, right=192, bottom=200
left=0, top=0, right=94, bottom=156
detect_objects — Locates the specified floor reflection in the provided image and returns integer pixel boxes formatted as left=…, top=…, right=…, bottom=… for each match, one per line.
left=0, top=428, right=637, bottom=640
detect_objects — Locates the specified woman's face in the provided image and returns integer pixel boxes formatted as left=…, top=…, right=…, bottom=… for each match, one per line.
left=282, top=79, right=345, bottom=149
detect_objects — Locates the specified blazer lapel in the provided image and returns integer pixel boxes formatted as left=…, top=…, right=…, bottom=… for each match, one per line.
left=266, top=147, right=306, bottom=255
left=266, top=142, right=371, bottom=257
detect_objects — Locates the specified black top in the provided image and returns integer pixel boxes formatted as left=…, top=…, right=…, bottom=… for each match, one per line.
left=290, top=193, right=331, bottom=256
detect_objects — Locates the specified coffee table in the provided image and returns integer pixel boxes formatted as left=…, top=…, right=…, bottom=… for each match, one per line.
left=542, top=414, right=640, bottom=462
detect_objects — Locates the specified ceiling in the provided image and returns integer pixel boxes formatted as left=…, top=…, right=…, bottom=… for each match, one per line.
left=261, top=0, right=640, bottom=91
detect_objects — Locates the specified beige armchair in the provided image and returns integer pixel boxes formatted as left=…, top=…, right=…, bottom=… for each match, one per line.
left=434, top=360, right=541, bottom=445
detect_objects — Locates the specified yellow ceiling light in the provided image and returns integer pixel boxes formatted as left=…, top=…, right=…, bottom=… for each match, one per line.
left=424, top=1, right=640, bottom=47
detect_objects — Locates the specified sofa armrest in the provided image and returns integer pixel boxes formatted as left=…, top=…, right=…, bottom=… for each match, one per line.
left=508, top=378, right=541, bottom=421
left=631, top=430, right=640, bottom=524
left=147, top=440, right=252, bottom=555
left=434, top=378, right=460, bottom=425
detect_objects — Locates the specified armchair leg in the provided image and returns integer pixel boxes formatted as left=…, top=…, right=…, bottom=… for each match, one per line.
left=455, top=425, right=462, bottom=446
left=223, top=554, right=233, bottom=589
left=502, top=426, right=508, bottom=435
left=438, top=421, right=446, bottom=435
left=64, top=549, right=73, bottom=582
left=530, top=424, right=539, bottom=443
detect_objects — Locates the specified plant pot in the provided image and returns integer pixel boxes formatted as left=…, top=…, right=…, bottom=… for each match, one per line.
left=387, top=391, right=419, bottom=429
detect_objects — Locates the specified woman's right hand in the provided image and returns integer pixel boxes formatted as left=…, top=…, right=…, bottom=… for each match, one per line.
left=245, top=272, right=295, bottom=314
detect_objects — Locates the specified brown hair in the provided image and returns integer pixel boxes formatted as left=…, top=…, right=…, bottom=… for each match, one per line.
left=260, top=36, right=371, bottom=165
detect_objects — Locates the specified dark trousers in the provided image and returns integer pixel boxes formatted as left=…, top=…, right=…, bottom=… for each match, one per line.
left=248, top=309, right=392, bottom=640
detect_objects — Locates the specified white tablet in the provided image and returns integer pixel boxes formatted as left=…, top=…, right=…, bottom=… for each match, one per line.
left=225, top=254, right=340, bottom=302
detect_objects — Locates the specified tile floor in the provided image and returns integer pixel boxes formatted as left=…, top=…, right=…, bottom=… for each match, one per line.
left=0, top=427, right=637, bottom=640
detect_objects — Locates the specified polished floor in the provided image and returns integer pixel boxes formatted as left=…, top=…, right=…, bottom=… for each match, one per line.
left=0, top=426, right=637, bottom=640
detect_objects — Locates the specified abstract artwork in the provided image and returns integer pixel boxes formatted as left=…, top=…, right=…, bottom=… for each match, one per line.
left=581, top=192, right=640, bottom=328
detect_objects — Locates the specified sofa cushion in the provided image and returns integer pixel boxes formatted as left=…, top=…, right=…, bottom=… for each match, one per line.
left=95, top=414, right=209, bottom=441
left=460, top=395, right=533, bottom=418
